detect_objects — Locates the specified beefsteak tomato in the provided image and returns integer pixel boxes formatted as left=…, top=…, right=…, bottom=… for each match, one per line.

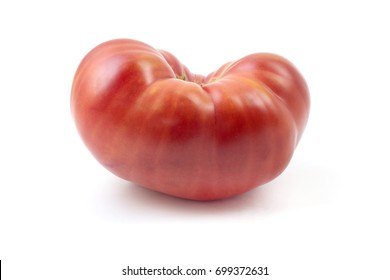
left=71, top=39, right=310, bottom=201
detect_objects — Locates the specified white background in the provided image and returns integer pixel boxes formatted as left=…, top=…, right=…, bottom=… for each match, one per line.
left=1, top=0, right=389, bottom=279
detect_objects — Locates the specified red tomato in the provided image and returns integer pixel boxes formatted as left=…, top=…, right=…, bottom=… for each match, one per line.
left=71, top=39, right=310, bottom=200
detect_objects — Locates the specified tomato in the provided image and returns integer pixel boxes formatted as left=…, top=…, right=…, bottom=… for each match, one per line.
left=71, top=39, right=310, bottom=201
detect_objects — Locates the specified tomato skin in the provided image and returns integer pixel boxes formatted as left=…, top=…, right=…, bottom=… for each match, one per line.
left=71, top=39, right=310, bottom=201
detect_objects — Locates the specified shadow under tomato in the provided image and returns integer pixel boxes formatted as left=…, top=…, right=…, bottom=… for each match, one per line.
left=112, top=180, right=266, bottom=220
left=98, top=162, right=336, bottom=222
